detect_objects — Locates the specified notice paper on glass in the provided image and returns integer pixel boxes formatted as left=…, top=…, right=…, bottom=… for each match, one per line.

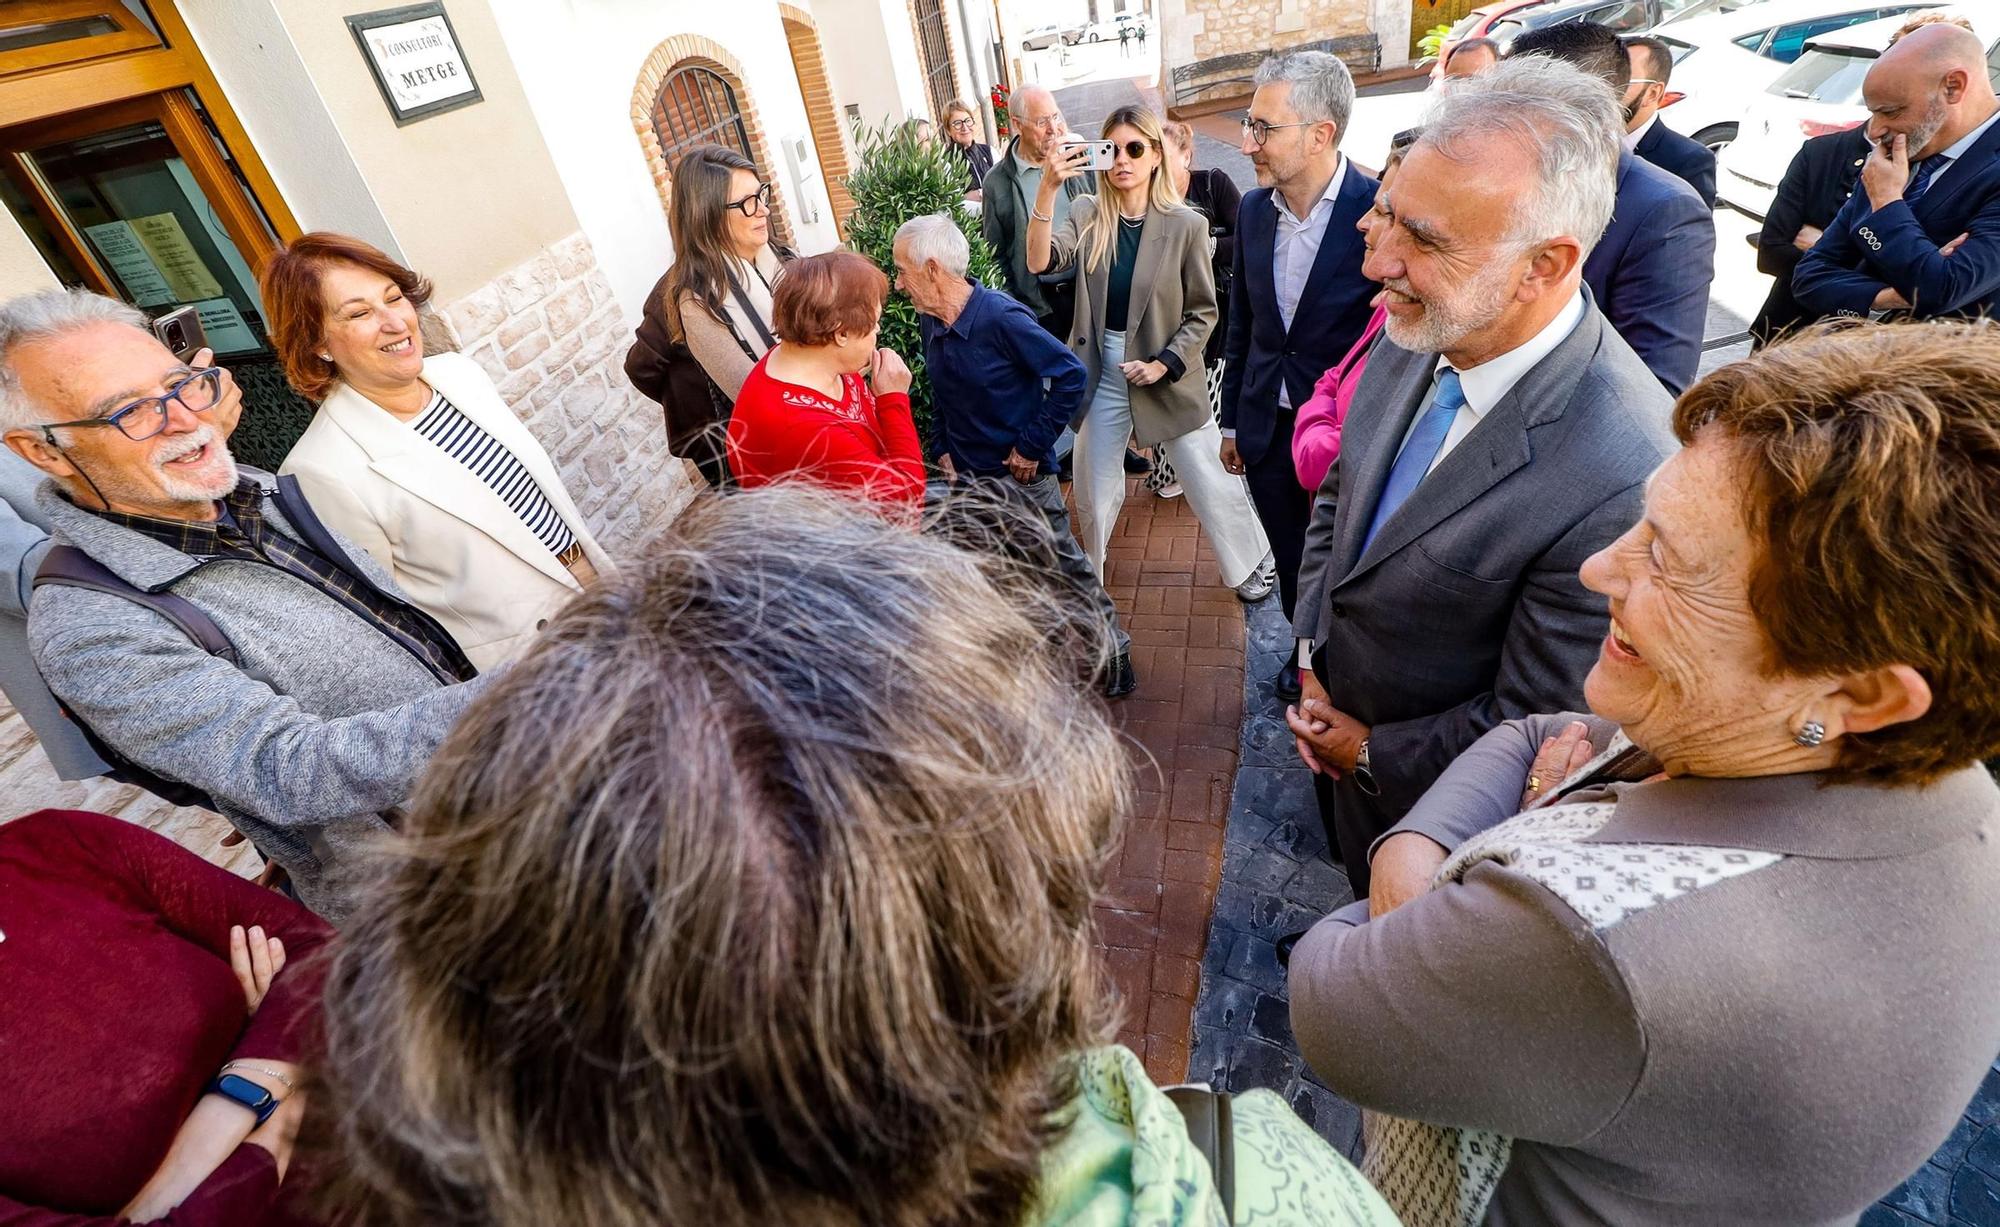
left=190, top=298, right=260, bottom=355
left=129, top=213, right=225, bottom=303
left=81, top=221, right=175, bottom=307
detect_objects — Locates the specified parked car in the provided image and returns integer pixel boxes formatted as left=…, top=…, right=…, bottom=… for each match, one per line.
left=1651, top=0, right=1940, bottom=157
left=1020, top=22, right=1086, bottom=51
left=1717, top=6, right=2000, bottom=216
left=1486, top=0, right=1663, bottom=48
left=1429, top=0, right=1559, bottom=79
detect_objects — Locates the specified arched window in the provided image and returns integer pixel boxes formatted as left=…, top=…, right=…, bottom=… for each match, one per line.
left=909, top=0, right=959, bottom=126
left=650, top=63, right=753, bottom=167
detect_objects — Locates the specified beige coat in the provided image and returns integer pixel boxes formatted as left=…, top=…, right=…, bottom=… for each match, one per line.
left=1045, top=196, right=1216, bottom=446
left=279, top=351, right=611, bottom=671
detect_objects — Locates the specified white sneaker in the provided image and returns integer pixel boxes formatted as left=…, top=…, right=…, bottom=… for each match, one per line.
left=1234, top=554, right=1277, bottom=603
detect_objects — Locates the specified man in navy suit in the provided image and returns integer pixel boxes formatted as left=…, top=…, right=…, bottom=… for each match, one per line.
left=1624, top=35, right=1717, bottom=206
left=1794, top=23, right=2000, bottom=322
left=1510, top=23, right=1714, bottom=396
left=1218, top=50, right=1378, bottom=701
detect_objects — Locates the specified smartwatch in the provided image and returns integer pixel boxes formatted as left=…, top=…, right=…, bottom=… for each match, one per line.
left=1352, top=738, right=1381, bottom=797
left=205, top=1072, right=280, bottom=1125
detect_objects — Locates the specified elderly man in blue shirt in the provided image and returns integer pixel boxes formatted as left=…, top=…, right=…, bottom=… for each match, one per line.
left=892, top=213, right=1134, bottom=698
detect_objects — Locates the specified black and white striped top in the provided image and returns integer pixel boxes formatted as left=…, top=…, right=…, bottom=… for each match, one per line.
left=413, top=391, right=576, bottom=557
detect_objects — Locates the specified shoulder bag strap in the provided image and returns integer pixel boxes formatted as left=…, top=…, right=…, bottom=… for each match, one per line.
left=724, top=264, right=779, bottom=351
left=1164, top=1085, right=1235, bottom=1223
left=34, top=544, right=238, bottom=664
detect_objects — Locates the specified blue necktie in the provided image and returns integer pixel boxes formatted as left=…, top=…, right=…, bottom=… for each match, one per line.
left=1906, top=154, right=1947, bottom=203
left=1363, top=368, right=1466, bottom=552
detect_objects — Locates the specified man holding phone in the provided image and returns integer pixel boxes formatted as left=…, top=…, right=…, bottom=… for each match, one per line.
left=980, top=85, right=1094, bottom=341
left=1794, top=22, right=2000, bottom=321
left=892, top=214, right=1135, bottom=698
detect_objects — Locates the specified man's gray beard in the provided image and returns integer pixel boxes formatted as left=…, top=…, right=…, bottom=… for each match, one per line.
left=1909, top=97, right=1950, bottom=158
left=89, top=425, right=239, bottom=507
left=1379, top=269, right=1517, bottom=355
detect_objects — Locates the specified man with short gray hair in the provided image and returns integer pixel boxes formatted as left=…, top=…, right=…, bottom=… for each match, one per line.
left=892, top=214, right=1134, bottom=696
left=1284, top=56, right=1675, bottom=897
left=1221, top=50, right=1380, bottom=701
left=979, top=84, right=1090, bottom=338
left=0, top=287, right=491, bottom=920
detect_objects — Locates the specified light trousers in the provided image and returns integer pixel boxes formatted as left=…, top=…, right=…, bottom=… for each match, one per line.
left=1076, top=330, right=1270, bottom=587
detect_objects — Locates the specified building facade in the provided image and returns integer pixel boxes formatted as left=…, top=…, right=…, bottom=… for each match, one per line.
left=0, top=0, right=996, bottom=846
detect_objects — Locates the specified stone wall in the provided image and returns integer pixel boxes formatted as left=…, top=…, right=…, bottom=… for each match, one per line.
left=1182, top=0, right=1372, bottom=64
left=434, top=230, right=702, bottom=552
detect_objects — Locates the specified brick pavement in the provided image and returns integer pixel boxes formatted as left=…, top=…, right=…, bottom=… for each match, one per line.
left=1088, top=477, right=1246, bottom=1087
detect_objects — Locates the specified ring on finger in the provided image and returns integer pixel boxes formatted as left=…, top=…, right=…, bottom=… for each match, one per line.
left=1526, top=775, right=1541, bottom=794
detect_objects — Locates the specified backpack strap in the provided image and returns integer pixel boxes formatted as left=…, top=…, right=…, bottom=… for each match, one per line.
left=34, top=544, right=237, bottom=664
left=1165, top=1085, right=1235, bottom=1223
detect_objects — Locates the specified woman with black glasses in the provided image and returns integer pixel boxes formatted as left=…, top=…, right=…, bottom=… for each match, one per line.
left=942, top=100, right=995, bottom=197
left=627, top=145, right=793, bottom=485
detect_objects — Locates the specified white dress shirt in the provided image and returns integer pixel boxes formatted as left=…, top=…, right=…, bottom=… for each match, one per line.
left=1924, top=104, right=2000, bottom=193
left=1623, top=114, right=1657, bottom=154
left=1294, top=288, right=1586, bottom=671
left=1270, top=157, right=1349, bottom=412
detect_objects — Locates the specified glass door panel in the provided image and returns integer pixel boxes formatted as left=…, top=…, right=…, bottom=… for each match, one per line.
left=1, top=91, right=313, bottom=469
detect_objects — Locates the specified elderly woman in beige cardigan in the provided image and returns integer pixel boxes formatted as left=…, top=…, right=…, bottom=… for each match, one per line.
left=1289, top=322, right=2000, bottom=1227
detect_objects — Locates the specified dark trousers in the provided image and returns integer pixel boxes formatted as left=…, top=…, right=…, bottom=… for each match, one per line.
left=1310, top=767, right=1375, bottom=898
left=1243, top=408, right=1312, bottom=619
left=946, top=470, right=1130, bottom=656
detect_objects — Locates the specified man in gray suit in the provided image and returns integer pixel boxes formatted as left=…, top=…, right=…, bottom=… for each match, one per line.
left=0, top=289, right=490, bottom=920
left=1286, top=57, right=1675, bottom=897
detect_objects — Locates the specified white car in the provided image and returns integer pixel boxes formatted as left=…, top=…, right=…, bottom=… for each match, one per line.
left=1718, top=7, right=2000, bottom=217
left=1650, top=0, right=1939, bottom=156
left=1081, top=12, right=1149, bottom=41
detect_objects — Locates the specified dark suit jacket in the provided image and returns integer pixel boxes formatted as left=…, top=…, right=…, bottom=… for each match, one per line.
left=1635, top=118, right=1717, bottom=208
left=1750, top=126, right=1870, bottom=346
left=1581, top=150, right=1714, bottom=397
left=1794, top=115, right=2000, bottom=320
left=1219, top=164, right=1379, bottom=464
left=1290, top=288, right=1675, bottom=834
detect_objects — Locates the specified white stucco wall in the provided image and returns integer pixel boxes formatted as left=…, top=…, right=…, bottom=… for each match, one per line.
left=487, top=0, right=844, bottom=322
left=810, top=0, right=934, bottom=134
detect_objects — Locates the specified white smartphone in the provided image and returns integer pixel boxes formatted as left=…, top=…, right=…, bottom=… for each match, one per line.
left=1063, top=138, right=1116, bottom=172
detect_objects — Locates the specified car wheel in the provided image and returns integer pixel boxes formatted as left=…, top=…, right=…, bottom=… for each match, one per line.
left=1694, top=124, right=1737, bottom=156
left=1088, top=32, right=1100, bottom=41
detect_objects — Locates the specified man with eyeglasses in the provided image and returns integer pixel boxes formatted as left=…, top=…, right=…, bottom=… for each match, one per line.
left=1622, top=35, right=1716, bottom=207
left=980, top=84, right=1093, bottom=340
left=0, top=288, right=489, bottom=922
left=1219, top=50, right=1379, bottom=703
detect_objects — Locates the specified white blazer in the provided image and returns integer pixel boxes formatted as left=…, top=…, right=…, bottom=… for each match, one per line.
left=279, top=351, right=612, bottom=671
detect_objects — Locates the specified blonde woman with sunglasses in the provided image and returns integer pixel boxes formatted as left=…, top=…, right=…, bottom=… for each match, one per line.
left=1025, top=105, right=1273, bottom=598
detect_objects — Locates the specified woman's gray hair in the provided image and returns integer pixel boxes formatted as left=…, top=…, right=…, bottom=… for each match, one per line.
left=1252, top=50, right=1355, bottom=135
left=0, top=289, right=145, bottom=431
left=1419, top=55, right=1621, bottom=255
left=895, top=213, right=972, bottom=278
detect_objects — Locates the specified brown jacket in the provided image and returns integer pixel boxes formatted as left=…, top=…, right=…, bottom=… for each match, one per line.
left=1044, top=197, right=1215, bottom=446
left=1291, top=711, right=2000, bottom=1226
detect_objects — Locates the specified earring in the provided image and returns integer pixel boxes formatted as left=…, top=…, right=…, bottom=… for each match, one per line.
left=318, top=353, right=331, bottom=362
left=1794, top=720, right=1827, bottom=748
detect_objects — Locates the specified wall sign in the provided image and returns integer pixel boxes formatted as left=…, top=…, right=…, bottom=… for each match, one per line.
left=346, top=3, right=483, bottom=126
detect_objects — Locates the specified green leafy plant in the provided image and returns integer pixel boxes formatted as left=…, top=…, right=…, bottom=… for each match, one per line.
left=842, top=119, right=1002, bottom=447
left=1417, top=21, right=1455, bottom=60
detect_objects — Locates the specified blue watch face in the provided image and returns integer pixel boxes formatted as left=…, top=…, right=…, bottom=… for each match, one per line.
left=213, top=1073, right=277, bottom=1123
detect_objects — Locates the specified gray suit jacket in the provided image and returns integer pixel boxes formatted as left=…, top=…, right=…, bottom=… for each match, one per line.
left=1044, top=197, right=1217, bottom=445
left=0, top=451, right=105, bottom=780
left=1291, top=291, right=1674, bottom=825
left=27, top=471, right=491, bottom=921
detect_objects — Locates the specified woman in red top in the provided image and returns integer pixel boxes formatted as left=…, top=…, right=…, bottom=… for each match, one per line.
left=0, top=809, right=331, bottom=1225
left=726, top=250, right=925, bottom=504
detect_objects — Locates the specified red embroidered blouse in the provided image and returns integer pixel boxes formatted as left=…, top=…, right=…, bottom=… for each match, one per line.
left=725, top=355, right=926, bottom=505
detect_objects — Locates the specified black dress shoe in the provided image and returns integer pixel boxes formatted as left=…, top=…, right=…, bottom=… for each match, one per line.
left=1102, top=649, right=1137, bottom=699
left=1274, top=660, right=1302, bottom=703
left=1122, top=448, right=1154, bottom=474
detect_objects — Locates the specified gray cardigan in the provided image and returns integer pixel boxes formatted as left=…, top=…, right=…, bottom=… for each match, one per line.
left=26, top=472, right=490, bottom=921
left=1290, top=712, right=2000, bottom=1226
left=0, top=451, right=104, bottom=779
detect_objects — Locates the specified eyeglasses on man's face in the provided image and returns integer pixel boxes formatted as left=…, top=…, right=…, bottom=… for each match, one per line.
left=727, top=182, right=775, bottom=216
left=40, top=367, right=224, bottom=444
left=1025, top=114, right=1066, bottom=133
left=1240, top=116, right=1316, bottom=148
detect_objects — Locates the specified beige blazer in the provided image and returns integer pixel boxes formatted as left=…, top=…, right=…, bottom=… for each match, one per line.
left=279, top=351, right=611, bottom=671
left=1045, top=196, right=1217, bottom=446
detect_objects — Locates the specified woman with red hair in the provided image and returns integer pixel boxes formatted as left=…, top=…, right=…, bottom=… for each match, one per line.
left=725, top=252, right=925, bottom=505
